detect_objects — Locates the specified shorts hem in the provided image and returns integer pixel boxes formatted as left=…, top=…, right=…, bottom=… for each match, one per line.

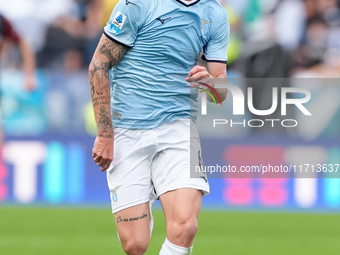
left=156, top=184, right=210, bottom=198
left=111, top=197, right=152, bottom=214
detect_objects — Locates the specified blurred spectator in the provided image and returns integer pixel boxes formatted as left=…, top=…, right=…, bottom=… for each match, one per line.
left=226, top=0, right=340, bottom=78
left=290, top=0, right=340, bottom=77
left=0, top=13, right=37, bottom=143
left=0, top=14, right=36, bottom=90
left=239, top=0, right=293, bottom=79
left=38, top=0, right=103, bottom=70
left=0, top=0, right=74, bottom=52
left=292, top=16, right=329, bottom=73
left=275, top=0, right=306, bottom=52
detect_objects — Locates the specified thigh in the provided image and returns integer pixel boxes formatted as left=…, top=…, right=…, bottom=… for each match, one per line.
left=114, top=202, right=151, bottom=245
left=107, top=127, right=156, bottom=214
left=152, top=119, right=210, bottom=198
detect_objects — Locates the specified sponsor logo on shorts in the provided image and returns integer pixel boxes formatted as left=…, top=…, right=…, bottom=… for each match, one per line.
left=110, top=185, right=122, bottom=203
left=110, top=12, right=127, bottom=34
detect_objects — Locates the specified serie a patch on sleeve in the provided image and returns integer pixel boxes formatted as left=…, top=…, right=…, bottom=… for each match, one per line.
left=110, top=12, right=127, bottom=34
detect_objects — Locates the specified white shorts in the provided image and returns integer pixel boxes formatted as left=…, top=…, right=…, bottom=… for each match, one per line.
left=107, top=118, right=210, bottom=214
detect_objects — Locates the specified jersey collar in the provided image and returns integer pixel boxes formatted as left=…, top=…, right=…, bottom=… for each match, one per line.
left=174, top=0, right=201, bottom=7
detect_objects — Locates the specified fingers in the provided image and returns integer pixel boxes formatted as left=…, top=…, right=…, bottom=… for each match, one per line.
left=186, top=65, right=211, bottom=84
left=188, top=65, right=206, bottom=77
left=93, top=155, right=102, bottom=163
left=189, top=72, right=210, bottom=84
left=191, top=71, right=209, bottom=80
left=92, top=152, right=113, bottom=171
left=92, top=135, right=114, bottom=172
left=101, top=158, right=113, bottom=172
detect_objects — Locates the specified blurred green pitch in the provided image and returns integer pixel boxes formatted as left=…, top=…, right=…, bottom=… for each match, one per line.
left=0, top=207, right=340, bottom=255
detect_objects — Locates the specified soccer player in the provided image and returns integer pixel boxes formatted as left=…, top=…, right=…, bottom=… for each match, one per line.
left=89, top=0, right=229, bottom=254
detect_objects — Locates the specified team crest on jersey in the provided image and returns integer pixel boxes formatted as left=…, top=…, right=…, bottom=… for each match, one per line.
left=110, top=12, right=127, bottom=34
left=110, top=186, right=122, bottom=203
left=201, top=19, right=211, bottom=38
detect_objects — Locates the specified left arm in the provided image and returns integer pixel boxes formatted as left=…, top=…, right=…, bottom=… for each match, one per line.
left=186, top=10, right=230, bottom=102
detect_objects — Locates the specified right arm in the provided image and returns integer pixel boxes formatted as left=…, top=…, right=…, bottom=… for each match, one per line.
left=89, top=34, right=128, bottom=171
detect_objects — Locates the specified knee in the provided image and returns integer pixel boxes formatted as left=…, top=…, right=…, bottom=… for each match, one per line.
left=121, top=239, right=149, bottom=255
left=168, top=217, right=198, bottom=245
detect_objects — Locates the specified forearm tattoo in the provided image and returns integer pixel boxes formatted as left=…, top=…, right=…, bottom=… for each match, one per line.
left=89, top=35, right=128, bottom=137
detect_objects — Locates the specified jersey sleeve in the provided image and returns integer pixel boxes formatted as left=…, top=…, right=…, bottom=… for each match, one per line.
left=103, top=0, right=146, bottom=47
left=202, top=11, right=230, bottom=64
left=0, top=15, right=20, bottom=43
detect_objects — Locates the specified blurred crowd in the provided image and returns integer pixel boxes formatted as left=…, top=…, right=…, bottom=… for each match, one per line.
left=0, top=0, right=339, bottom=77
left=0, top=0, right=117, bottom=71
left=225, top=0, right=340, bottom=78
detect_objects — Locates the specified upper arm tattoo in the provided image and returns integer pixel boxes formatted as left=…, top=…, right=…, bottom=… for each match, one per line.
left=89, top=35, right=128, bottom=135
left=90, top=35, right=128, bottom=97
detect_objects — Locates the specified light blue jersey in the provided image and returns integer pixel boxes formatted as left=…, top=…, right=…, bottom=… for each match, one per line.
left=103, top=0, right=229, bottom=129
